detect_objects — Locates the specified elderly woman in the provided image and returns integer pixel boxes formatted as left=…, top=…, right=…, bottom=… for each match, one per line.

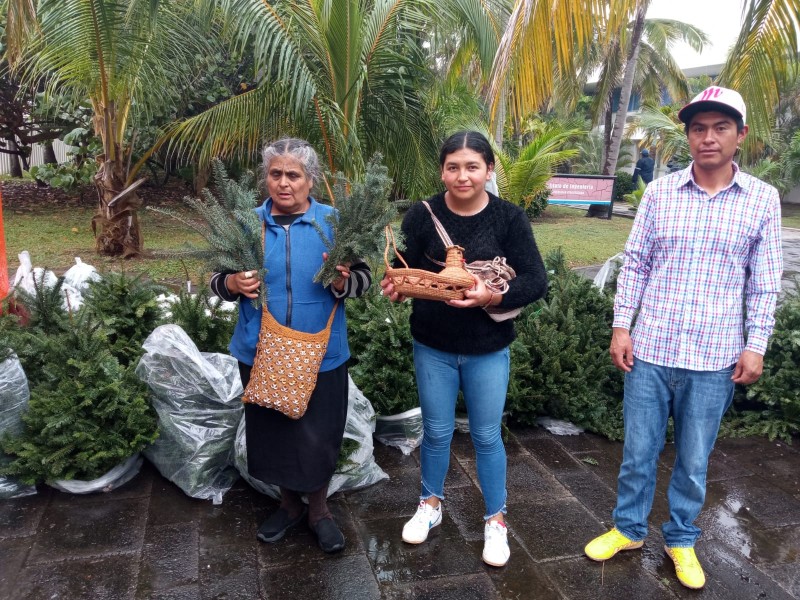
left=210, top=138, right=371, bottom=553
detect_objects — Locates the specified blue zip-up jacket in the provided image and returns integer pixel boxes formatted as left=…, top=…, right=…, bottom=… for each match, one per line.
left=228, top=197, right=349, bottom=371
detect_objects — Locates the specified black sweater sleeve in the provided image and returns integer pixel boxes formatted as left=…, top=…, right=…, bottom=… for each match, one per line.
left=209, top=271, right=238, bottom=302
left=497, top=210, right=548, bottom=309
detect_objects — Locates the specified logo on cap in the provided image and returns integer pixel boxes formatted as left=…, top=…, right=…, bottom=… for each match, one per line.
left=678, top=86, right=746, bottom=125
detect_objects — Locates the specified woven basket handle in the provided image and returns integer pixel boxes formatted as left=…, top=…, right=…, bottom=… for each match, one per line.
left=421, top=201, right=455, bottom=248
left=384, top=226, right=409, bottom=269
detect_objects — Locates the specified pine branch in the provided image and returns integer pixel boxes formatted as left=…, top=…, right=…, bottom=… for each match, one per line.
left=146, top=159, right=267, bottom=307
left=314, top=154, right=397, bottom=286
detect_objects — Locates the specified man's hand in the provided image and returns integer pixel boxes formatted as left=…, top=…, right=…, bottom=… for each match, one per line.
left=610, top=327, right=634, bottom=372
left=732, top=350, right=764, bottom=385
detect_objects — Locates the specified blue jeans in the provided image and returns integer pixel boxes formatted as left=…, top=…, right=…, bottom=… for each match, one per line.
left=613, top=358, right=735, bottom=547
left=413, top=340, right=510, bottom=519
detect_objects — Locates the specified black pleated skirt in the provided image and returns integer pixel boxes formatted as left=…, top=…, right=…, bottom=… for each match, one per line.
left=240, top=361, right=348, bottom=493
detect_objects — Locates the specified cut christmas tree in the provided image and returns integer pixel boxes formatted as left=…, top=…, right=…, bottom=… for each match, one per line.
left=313, top=155, right=399, bottom=287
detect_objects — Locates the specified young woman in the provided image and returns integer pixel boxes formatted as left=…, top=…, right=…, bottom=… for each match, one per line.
left=380, top=131, right=547, bottom=567
left=210, top=138, right=371, bottom=553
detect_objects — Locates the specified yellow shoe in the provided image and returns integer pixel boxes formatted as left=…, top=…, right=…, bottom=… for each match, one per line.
left=665, top=546, right=706, bottom=589
left=584, top=528, right=644, bottom=561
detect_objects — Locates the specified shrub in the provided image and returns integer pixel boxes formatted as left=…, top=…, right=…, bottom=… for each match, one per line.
left=507, top=249, right=624, bottom=439
left=720, top=283, right=800, bottom=442
left=28, top=162, right=95, bottom=192
left=0, top=272, right=163, bottom=483
left=167, top=285, right=237, bottom=354
left=612, top=171, right=635, bottom=203
left=523, top=189, right=551, bottom=220
left=623, top=178, right=647, bottom=211
left=346, top=287, right=418, bottom=415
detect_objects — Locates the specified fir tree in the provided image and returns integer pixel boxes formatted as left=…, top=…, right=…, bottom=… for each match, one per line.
left=0, top=314, right=158, bottom=483
left=346, top=286, right=418, bottom=415
left=81, top=272, right=165, bottom=368
left=508, top=249, right=624, bottom=440
left=167, top=283, right=237, bottom=354
left=314, top=155, right=398, bottom=287
left=148, top=159, right=266, bottom=306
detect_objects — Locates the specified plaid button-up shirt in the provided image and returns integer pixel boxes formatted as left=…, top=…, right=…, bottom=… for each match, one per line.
left=614, top=163, right=783, bottom=371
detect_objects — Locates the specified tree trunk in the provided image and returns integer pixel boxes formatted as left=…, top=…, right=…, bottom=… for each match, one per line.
left=602, top=2, right=648, bottom=176
left=586, top=104, right=616, bottom=217
left=494, top=86, right=506, bottom=147
left=603, top=103, right=613, bottom=168
left=91, top=158, right=144, bottom=257
left=5, top=138, right=23, bottom=178
left=43, top=140, right=58, bottom=165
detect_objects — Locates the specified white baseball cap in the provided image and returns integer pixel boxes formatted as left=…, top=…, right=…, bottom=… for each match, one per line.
left=678, top=86, right=747, bottom=125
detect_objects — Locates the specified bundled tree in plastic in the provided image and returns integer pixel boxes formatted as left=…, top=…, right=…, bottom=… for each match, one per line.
left=148, top=159, right=265, bottom=306
left=313, top=154, right=398, bottom=286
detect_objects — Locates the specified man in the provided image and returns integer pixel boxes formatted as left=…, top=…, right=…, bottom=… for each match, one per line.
left=632, top=148, right=655, bottom=185
left=583, top=86, right=783, bottom=589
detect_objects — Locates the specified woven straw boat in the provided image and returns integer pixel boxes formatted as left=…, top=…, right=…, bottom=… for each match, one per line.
left=384, top=226, right=474, bottom=301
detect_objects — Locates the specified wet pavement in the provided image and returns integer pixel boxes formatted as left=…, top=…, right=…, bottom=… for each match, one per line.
left=2, top=427, right=799, bottom=599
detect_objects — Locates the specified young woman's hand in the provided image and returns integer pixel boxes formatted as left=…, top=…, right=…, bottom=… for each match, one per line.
left=225, top=270, right=260, bottom=299
left=447, top=273, right=497, bottom=309
left=379, top=274, right=407, bottom=302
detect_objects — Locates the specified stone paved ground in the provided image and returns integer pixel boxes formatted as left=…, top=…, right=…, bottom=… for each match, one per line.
left=2, top=427, right=799, bottom=600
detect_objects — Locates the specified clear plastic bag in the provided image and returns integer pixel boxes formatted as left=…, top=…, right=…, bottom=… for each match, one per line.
left=11, top=251, right=57, bottom=296
left=374, top=406, right=423, bottom=455
left=329, top=377, right=388, bottom=494
left=593, top=252, right=624, bottom=293
left=60, top=257, right=101, bottom=310
left=234, top=375, right=388, bottom=498
left=0, top=356, right=37, bottom=499
left=135, top=324, right=243, bottom=504
left=49, top=454, right=143, bottom=494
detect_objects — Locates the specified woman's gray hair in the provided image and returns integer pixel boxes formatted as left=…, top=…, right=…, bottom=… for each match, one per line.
left=262, top=138, right=322, bottom=186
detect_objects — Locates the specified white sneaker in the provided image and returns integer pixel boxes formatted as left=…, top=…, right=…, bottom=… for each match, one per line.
left=402, top=501, right=442, bottom=544
left=482, top=520, right=510, bottom=567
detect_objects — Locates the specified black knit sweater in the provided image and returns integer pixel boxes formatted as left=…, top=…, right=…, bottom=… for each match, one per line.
left=398, top=192, right=547, bottom=354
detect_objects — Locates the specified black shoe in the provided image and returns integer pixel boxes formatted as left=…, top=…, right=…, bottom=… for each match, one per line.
left=257, top=507, right=308, bottom=543
left=311, top=517, right=345, bottom=553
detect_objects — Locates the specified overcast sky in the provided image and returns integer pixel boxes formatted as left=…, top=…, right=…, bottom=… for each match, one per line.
left=646, top=0, right=745, bottom=68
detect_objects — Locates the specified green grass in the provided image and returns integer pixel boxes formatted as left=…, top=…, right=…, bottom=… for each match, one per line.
left=1, top=202, right=632, bottom=285
left=532, top=205, right=633, bottom=267
left=782, top=203, right=800, bottom=229
left=3, top=205, right=205, bottom=286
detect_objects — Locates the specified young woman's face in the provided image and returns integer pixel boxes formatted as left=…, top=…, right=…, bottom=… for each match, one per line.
left=440, top=148, right=493, bottom=204
left=266, top=156, right=313, bottom=215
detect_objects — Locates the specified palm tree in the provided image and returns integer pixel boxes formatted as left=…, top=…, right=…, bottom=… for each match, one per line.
left=6, top=0, right=213, bottom=256
left=718, top=0, right=800, bottom=144
left=152, top=0, right=499, bottom=201
left=591, top=15, right=707, bottom=175
left=486, top=0, right=609, bottom=130
left=493, top=120, right=581, bottom=216
left=634, top=104, right=690, bottom=166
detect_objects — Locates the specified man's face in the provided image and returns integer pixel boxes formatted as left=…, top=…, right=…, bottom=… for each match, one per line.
left=687, top=111, right=748, bottom=173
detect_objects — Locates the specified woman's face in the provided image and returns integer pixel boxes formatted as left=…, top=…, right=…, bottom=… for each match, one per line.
left=267, top=156, right=313, bottom=215
left=440, top=148, right=493, bottom=205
